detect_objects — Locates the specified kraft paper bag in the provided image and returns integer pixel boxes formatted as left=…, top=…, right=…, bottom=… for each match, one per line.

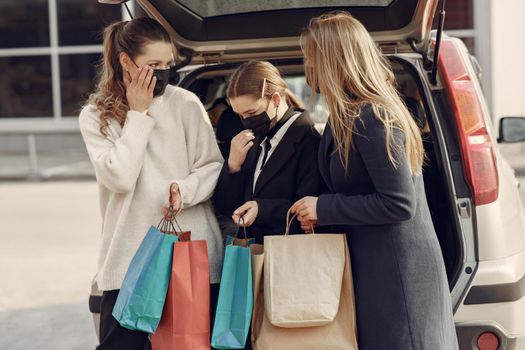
left=263, top=214, right=345, bottom=328
left=251, top=239, right=358, bottom=350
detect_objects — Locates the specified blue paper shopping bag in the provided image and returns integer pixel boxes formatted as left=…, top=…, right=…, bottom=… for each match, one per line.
left=112, top=218, right=180, bottom=333
left=211, top=229, right=254, bottom=349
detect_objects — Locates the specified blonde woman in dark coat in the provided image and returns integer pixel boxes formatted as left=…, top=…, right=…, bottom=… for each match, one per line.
left=291, top=11, right=458, bottom=350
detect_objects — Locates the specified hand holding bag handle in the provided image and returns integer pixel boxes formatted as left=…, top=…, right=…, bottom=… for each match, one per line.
left=232, top=216, right=248, bottom=239
left=285, top=208, right=315, bottom=235
left=227, top=216, right=252, bottom=247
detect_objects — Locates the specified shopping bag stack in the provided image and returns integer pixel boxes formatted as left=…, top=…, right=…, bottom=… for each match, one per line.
left=111, top=208, right=212, bottom=350
left=112, top=217, right=183, bottom=333
left=250, top=210, right=359, bottom=350
left=112, top=205, right=358, bottom=350
left=152, top=236, right=211, bottom=350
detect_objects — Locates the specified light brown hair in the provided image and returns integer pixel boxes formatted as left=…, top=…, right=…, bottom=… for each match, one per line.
left=301, top=11, right=424, bottom=175
left=227, top=60, right=305, bottom=110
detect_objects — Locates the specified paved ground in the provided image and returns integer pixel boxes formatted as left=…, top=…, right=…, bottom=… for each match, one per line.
left=0, top=181, right=100, bottom=350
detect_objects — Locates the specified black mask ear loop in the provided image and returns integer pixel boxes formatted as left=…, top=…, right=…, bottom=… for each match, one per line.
left=126, top=57, right=140, bottom=82
left=262, top=78, right=280, bottom=127
left=270, top=94, right=280, bottom=129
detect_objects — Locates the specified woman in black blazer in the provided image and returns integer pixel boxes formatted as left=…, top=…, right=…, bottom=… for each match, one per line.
left=214, top=60, right=323, bottom=243
left=291, top=12, right=458, bottom=350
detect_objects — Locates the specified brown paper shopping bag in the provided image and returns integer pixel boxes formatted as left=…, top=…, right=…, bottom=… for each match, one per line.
left=264, top=233, right=345, bottom=328
left=250, top=235, right=358, bottom=350
left=263, top=212, right=346, bottom=328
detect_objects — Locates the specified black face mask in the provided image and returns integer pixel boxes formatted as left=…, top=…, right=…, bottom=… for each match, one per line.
left=129, top=59, right=170, bottom=97
left=151, top=68, right=170, bottom=97
left=241, top=110, right=272, bottom=137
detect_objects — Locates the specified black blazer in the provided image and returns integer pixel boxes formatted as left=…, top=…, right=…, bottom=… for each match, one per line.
left=214, top=109, right=323, bottom=243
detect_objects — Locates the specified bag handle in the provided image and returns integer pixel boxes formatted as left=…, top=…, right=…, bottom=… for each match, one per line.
left=157, top=216, right=175, bottom=234
left=285, top=208, right=315, bottom=236
left=157, top=204, right=184, bottom=236
left=169, top=205, right=184, bottom=234
left=236, top=216, right=248, bottom=239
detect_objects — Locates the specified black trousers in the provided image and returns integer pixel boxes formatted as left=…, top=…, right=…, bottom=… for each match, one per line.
left=96, top=284, right=220, bottom=350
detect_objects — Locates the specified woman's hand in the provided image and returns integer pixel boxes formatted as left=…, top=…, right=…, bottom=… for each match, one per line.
left=290, top=196, right=319, bottom=231
left=228, top=130, right=255, bottom=173
left=124, top=65, right=156, bottom=113
left=162, top=183, right=182, bottom=219
left=232, top=201, right=258, bottom=227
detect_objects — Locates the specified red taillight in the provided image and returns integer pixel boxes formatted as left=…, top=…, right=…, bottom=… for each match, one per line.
left=439, top=39, right=499, bottom=205
left=477, top=331, right=500, bottom=350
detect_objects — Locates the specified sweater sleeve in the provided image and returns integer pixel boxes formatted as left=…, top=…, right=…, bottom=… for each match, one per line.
left=170, top=95, right=224, bottom=209
left=317, top=106, right=417, bottom=226
left=78, top=107, right=156, bottom=193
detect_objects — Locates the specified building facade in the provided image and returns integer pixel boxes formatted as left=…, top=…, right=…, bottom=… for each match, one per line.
left=0, top=0, right=127, bottom=123
left=0, top=0, right=522, bottom=178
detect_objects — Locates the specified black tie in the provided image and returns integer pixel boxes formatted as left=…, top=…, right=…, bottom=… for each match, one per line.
left=260, top=138, right=272, bottom=170
left=258, top=106, right=298, bottom=171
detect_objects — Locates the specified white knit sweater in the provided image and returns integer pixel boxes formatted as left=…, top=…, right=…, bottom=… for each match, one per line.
left=79, top=85, right=224, bottom=291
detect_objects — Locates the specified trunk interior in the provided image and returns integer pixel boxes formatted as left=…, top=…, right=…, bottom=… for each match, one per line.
left=179, top=58, right=462, bottom=289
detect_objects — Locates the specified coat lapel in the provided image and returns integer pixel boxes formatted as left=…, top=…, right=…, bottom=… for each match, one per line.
left=252, top=112, right=310, bottom=196
left=244, top=136, right=263, bottom=198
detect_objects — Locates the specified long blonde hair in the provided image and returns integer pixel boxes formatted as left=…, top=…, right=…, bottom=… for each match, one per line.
left=227, top=60, right=305, bottom=110
left=88, top=18, right=171, bottom=137
left=300, top=11, right=424, bottom=175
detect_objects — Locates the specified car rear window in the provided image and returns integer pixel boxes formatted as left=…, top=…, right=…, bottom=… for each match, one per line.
left=177, top=0, right=395, bottom=17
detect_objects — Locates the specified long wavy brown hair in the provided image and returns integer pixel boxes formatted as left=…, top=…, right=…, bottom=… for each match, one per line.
left=301, top=11, right=424, bottom=175
left=87, top=17, right=170, bottom=137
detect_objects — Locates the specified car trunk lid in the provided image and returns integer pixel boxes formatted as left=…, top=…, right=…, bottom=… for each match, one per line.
left=128, top=0, right=439, bottom=63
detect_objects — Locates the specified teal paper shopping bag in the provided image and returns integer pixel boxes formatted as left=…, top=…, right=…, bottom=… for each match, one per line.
left=211, top=228, right=254, bottom=349
left=225, top=235, right=255, bottom=246
left=112, top=218, right=182, bottom=333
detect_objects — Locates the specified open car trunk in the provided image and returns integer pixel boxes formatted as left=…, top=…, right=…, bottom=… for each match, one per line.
left=178, top=57, right=463, bottom=293
left=132, top=0, right=439, bottom=63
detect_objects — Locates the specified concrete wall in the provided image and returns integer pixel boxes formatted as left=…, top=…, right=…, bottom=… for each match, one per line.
left=489, top=0, right=525, bottom=124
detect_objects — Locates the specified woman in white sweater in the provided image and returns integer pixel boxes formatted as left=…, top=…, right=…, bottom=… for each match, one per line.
left=79, top=17, right=224, bottom=350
